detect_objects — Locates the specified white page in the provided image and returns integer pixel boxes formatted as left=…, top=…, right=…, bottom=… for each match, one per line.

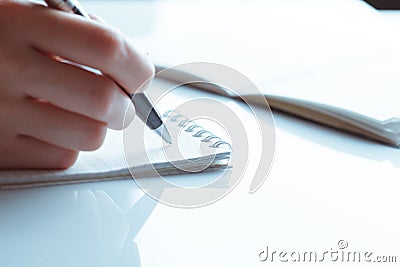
left=262, top=55, right=400, bottom=121
left=119, top=0, right=400, bottom=121
left=0, top=81, right=232, bottom=189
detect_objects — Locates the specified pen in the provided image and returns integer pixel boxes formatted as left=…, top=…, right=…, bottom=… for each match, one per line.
left=43, top=0, right=172, bottom=144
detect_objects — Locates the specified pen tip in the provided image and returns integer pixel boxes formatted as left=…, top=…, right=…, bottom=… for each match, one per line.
left=155, top=125, right=172, bottom=144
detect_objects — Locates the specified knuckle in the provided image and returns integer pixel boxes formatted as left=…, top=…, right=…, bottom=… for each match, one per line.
left=3, top=54, right=28, bottom=77
left=94, top=27, right=124, bottom=64
left=80, top=121, right=107, bottom=151
left=0, top=48, right=31, bottom=82
left=0, top=1, right=32, bottom=27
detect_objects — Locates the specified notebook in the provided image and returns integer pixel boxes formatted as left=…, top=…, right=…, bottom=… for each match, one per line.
left=155, top=62, right=400, bottom=148
left=131, top=0, right=400, bottom=148
left=0, top=83, right=232, bottom=189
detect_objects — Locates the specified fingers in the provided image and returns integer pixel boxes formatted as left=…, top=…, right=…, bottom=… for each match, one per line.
left=27, top=4, right=155, bottom=94
left=0, top=1, right=153, bottom=169
left=20, top=50, right=134, bottom=129
left=14, top=98, right=107, bottom=151
left=0, top=135, right=78, bottom=169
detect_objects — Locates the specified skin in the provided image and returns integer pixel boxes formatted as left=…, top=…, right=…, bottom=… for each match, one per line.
left=0, top=0, right=155, bottom=169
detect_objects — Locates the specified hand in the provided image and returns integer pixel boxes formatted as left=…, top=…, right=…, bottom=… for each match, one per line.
left=0, top=0, right=154, bottom=169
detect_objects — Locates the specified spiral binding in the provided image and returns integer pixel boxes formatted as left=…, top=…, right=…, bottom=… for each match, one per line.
left=163, top=110, right=232, bottom=149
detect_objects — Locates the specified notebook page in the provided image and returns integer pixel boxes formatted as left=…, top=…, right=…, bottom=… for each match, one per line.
left=0, top=85, right=232, bottom=188
left=262, top=55, right=400, bottom=122
left=124, top=81, right=232, bottom=177
left=124, top=111, right=231, bottom=177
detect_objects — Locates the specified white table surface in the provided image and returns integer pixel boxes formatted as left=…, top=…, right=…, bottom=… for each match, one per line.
left=1, top=1, right=400, bottom=266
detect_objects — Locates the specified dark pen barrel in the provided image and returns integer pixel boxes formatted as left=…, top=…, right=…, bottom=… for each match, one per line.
left=130, top=93, right=163, bottom=130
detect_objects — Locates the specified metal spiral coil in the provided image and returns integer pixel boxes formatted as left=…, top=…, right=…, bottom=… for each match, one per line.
left=163, top=110, right=231, bottom=149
